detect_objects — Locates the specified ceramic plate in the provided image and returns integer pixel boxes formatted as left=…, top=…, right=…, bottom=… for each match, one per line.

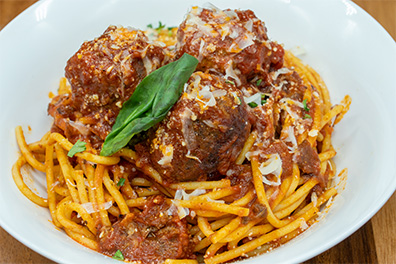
left=0, top=0, right=395, bottom=263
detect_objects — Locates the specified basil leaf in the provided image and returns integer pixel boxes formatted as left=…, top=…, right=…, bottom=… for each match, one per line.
left=113, top=250, right=124, bottom=261
left=100, top=53, right=198, bottom=156
left=67, top=140, right=86, bottom=157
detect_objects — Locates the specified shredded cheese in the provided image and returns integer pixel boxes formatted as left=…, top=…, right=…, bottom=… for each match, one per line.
left=271, top=67, right=293, bottom=80
left=259, top=154, right=283, bottom=186
left=170, top=189, right=206, bottom=219
left=244, top=92, right=262, bottom=106
left=81, top=201, right=113, bottom=214
left=158, top=144, right=174, bottom=165
left=285, top=126, right=298, bottom=152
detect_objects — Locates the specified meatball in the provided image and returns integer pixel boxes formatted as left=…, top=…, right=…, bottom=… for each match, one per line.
left=175, top=6, right=284, bottom=86
left=140, top=72, right=251, bottom=184
left=49, top=26, right=166, bottom=146
left=66, top=25, right=166, bottom=112
left=98, top=196, right=193, bottom=263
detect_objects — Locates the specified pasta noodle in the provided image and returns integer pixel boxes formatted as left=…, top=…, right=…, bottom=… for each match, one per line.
left=11, top=5, right=351, bottom=264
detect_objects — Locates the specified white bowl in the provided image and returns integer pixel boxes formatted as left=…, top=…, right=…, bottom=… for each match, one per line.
left=0, top=0, right=395, bottom=263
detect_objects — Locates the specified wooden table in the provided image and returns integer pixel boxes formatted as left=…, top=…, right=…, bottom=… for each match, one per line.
left=1, top=0, right=395, bottom=263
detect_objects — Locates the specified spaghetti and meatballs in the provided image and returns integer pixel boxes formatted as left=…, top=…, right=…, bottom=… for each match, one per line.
left=13, top=4, right=350, bottom=264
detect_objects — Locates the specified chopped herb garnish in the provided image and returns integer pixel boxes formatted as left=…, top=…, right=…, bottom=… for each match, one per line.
left=261, top=94, right=269, bottom=105
left=147, top=22, right=166, bottom=32
left=303, top=99, right=310, bottom=112
left=248, top=102, right=258, bottom=108
left=67, top=140, right=86, bottom=157
left=158, top=21, right=165, bottom=29
left=117, top=178, right=126, bottom=187
left=226, top=80, right=235, bottom=85
left=256, top=79, right=262, bottom=86
left=113, top=250, right=124, bottom=261
left=304, top=114, right=312, bottom=119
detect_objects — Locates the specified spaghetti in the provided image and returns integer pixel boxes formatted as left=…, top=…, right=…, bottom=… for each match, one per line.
left=12, top=5, right=350, bottom=264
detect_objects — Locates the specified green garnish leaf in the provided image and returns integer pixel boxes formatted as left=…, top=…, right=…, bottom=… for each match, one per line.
left=304, top=114, right=312, bottom=119
left=256, top=79, right=262, bottom=86
left=261, top=94, right=269, bottom=105
left=303, top=99, right=310, bottom=112
left=156, top=21, right=165, bottom=32
left=225, top=80, right=235, bottom=85
left=248, top=102, right=258, bottom=108
left=113, top=250, right=124, bottom=261
left=100, top=53, right=199, bottom=156
left=148, top=22, right=167, bottom=32
left=117, top=178, right=126, bottom=187
left=67, top=140, right=86, bottom=157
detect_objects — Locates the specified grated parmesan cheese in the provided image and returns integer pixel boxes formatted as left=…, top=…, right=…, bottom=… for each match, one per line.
left=68, top=120, right=91, bottom=136
left=300, top=219, right=309, bottom=230
left=244, top=92, right=262, bottom=106
left=259, top=154, right=283, bottom=186
left=81, top=201, right=113, bottom=214
left=272, top=67, right=293, bottom=80
left=142, top=56, right=153, bottom=74
left=311, top=192, right=318, bottom=207
left=225, top=61, right=241, bottom=86
left=158, top=144, right=174, bottom=165
left=308, top=129, right=319, bottom=137
left=285, top=126, right=298, bottom=153
left=185, top=150, right=202, bottom=163
left=170, top=189, right=206, bottom=219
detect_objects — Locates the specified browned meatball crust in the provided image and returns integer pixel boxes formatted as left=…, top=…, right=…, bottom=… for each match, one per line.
left=49, top=26, right=166, bottom=147
left=98, top=196, right=193, bottom=263
left=66, top=25, right=165, bottom=112
left=175, top=6, right=284, bottom=86
left=139, top=72, right=252, bottom=184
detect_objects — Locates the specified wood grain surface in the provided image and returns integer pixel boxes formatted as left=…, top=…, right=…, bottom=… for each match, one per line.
left=1, top=0, right=395, bottom=263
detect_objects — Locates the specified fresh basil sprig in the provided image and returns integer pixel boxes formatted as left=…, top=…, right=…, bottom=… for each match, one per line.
left=100, top=53, right=199, bottom=156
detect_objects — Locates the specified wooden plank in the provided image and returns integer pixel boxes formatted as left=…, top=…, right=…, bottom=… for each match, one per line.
left=371, top=192, right=396, bottom=264
left=0, top=1, right=395, bottom=264
left=0, top=226, right=55, bottom=264
left=353, top=0, right=396, bottom=40
left=304, top=221, right=378, bottom=263
left=0, top=0, right=38, bottom=29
